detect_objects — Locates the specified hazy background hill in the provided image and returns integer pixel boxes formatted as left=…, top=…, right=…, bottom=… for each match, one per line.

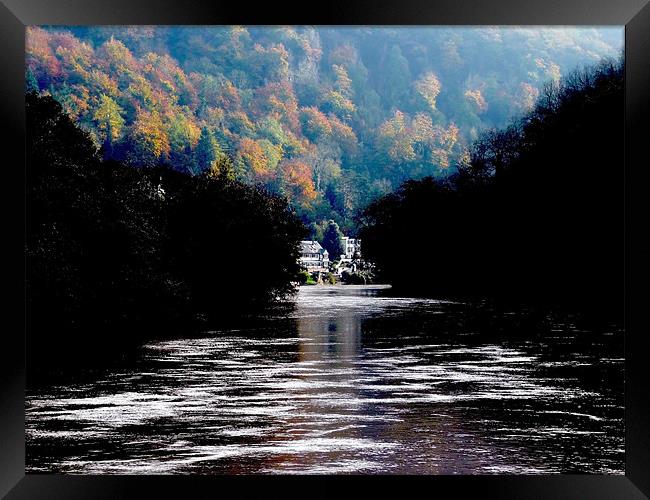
left=26, top=26, right=622, bottom=234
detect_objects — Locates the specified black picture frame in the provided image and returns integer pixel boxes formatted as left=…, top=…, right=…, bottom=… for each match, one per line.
left=1, top=0, right=648, bottom=497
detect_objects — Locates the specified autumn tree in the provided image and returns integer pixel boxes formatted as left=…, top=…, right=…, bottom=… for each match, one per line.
left=25, top=26, right=622, bottom=232
left=123, top=108, right=170, bottom=167
left=279, top=161, right=317, bottom=207
left=93, top=93, right=125, bottom=155
left=414, top=72, right=442, bottom=112
left=464, top=89, right=487, bottom=114
left=237, top=137, right=270, bottom=181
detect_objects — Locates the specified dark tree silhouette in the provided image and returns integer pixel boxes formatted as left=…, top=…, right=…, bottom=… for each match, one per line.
left=360, top=58, right=623, bottom=317
left=26, top=92, right=307, bottom=369
left=321, top=220, right=345, bottom=259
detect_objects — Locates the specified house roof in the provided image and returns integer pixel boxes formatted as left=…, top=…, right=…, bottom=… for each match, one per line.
left=300, top=240, right=322, bottom=253
left=300, top=241, right=329, bottom=256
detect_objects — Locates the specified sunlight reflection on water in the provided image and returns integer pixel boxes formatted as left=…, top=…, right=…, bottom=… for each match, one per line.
left=26, top=285, right=624, bottom=474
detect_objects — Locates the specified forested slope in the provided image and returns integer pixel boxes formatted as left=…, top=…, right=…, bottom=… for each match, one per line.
left=26, top=26, right=621, bottom=233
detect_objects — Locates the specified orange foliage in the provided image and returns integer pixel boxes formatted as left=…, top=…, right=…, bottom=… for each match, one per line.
left=26, top=27, right=62, bottom=81
left=97, top=37, right=139, bottom=77
left=329, top=115, right=358, bottom=156
left=279, top=161, right=317, bottom=205
left=300, top=106, right=332, bottom=140
left=238, top=138, right=270, bottom=181
left=130, top=108, right=171, bottom=161
left=53, top=37, right=93, bottom=82
left=255, top=81, right=300, bottom=133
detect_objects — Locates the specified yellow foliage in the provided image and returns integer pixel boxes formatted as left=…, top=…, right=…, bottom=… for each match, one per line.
left=414, top=72, right=442, bottom=111
left=93, top=93, right=125, bottom=142
left=464, top=89, right=488, bottom=113
left=238, top=138, right=269, bottom=180
left=131, top=108, right=170, bottom=160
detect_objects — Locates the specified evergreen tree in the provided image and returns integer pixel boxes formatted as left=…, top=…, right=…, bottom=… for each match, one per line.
left=194, top=127, right=222, bottom=173
left=322, top=220, right=344, bottom=259
left=26, top=68, right=39, bottom=93
left=382, top=45, right=411, bottom=109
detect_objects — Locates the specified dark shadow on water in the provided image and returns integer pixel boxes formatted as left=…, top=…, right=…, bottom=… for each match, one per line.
left=26, top=285, right=624, bottom=474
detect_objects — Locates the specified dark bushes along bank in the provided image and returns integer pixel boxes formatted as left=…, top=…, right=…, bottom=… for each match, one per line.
left=360, top=58, right=623, bottom=318
left=26, top=92, right=307, bottom=368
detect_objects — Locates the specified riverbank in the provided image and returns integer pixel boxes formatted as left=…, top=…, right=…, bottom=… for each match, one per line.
left=299, top=283, right=392, bottom=289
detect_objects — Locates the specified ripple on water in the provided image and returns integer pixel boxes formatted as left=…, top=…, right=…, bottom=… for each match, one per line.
left=26, top=286, right=624, bottom=475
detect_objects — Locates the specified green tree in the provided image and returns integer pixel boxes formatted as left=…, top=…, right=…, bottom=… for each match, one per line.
left=382, top=45, right=411, bottom=109
left=26, top=68, right=39, bottom=93
left=194, top=127, right=223, bottom=173
left=322, top=219, right=345, bottom=259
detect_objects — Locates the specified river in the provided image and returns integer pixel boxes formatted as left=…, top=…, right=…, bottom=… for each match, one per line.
left=25, top=285, right=624, bottom=474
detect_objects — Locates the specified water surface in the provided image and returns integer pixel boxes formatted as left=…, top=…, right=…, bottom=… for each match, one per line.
left=26, top=285, right=624, bottom=474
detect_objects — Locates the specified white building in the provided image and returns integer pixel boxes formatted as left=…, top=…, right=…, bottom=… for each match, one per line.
left=340, top=237, right=361, bottom=260
left=299, top=241, right=330, bottom=271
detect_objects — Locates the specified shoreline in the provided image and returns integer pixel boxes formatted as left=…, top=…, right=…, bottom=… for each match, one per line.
left=298, top=283, right=392, bottom=289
